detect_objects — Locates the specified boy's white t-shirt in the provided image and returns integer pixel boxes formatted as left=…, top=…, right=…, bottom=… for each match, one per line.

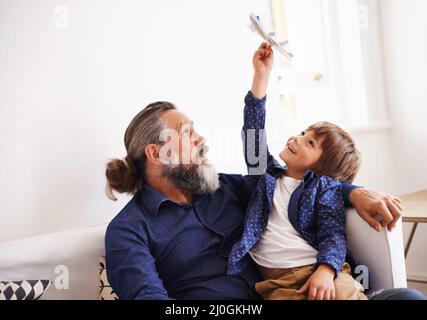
left=249, top=175, right=318, bottom=269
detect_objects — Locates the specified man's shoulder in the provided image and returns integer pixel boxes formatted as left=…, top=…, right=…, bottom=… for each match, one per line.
left=106, top=196, right=147, bottom=234
left=105, top=196, right=151, bottom=255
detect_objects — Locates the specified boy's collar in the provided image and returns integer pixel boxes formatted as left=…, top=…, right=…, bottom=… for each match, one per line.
left=271, top=163, right=315, bottom=183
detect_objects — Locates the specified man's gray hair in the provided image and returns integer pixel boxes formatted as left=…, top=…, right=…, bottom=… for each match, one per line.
left=124, top=101, right=177, bottom=180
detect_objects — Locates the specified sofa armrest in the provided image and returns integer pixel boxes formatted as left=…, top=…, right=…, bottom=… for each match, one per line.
left=346, top=208, right=407, bottom=292
left=0, top=224, right=108, bottom=299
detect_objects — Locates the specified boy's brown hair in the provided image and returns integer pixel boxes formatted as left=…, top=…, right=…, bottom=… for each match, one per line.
left=307, top=121, right=361, bottom=183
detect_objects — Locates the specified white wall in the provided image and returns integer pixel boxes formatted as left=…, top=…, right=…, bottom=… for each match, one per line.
left=0, top=0, right=270, bottom=242
left=379, top=0, right=427, bottom=280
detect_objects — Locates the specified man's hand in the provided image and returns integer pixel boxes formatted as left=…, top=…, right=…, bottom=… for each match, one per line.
left=296, top=264, right=336, bottom=300
left=349, top=188, right=403, bottom=232
left=251, top=42, right=274, bottom=99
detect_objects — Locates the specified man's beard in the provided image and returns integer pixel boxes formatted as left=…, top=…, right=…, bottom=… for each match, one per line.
left=162, top=161, right=220, bottom=195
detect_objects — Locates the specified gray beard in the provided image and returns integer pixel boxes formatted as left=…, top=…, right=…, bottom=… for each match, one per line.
left=162, top=162, right=220, bottom=195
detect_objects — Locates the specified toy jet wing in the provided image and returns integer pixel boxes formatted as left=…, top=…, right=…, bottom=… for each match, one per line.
left=248, top=13, right=293, bottom=59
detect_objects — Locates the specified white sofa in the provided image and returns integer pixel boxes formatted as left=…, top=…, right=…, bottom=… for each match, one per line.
left=0, top=209, right=407, bottom=299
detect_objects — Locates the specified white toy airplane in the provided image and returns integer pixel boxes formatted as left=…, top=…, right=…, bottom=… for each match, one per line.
left=248, top=13, right=293, bottom=59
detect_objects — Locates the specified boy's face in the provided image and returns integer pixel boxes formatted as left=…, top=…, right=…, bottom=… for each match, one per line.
left=279, top=130, right=324, bottom=173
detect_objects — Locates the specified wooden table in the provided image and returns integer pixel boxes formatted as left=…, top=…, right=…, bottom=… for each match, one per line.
left=401, top=190, right=427, bottom=283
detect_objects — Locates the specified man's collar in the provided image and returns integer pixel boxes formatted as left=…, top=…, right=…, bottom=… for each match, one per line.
left=137, top=183, right=170, bottom=216
left=137, top=183, right=204, bottom=216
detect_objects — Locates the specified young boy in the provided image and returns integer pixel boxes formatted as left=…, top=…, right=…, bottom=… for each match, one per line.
left=227, top=43, right=367, bottom=300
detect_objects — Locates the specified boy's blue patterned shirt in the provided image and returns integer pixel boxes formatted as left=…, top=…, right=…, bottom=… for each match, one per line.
left=227, top=91, right=357, bottom=276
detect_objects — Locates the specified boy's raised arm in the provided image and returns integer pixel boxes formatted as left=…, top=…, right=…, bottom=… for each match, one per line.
left=242, top=43, right=279, bottom=175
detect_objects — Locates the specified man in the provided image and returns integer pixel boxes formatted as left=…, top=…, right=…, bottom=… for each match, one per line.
left=104, top=47, right=423, bottom=300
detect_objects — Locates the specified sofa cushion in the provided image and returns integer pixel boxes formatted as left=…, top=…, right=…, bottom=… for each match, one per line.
left=99, top=256, right=119, bottom=300
left=0, top=280, right=51, bottom=300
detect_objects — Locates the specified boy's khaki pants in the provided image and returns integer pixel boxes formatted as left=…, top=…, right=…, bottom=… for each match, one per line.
left=255, top=263, right=367, bottom=300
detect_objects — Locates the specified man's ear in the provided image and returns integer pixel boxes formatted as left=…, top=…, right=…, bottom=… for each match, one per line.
left=145, top=144, right=161, bottom=163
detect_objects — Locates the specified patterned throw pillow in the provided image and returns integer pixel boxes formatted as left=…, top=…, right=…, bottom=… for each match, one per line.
left=99, top=256, right=119, bottom=300
left=0, top=280, right=51, bottom=300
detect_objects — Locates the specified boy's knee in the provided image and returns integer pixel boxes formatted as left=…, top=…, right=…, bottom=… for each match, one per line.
left=334, top=271, right=367, bottom=300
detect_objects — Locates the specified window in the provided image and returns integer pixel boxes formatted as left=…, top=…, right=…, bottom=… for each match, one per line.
left=268, top=0, right=372, bottom=137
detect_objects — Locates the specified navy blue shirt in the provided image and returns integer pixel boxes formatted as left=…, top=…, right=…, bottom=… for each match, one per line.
left=105, top=92, right=358, bottom=300
left=105, top=176, right=263, bottom=300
